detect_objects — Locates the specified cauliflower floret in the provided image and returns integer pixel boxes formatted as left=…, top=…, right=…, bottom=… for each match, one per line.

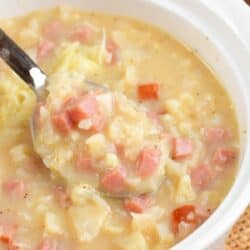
left=125, top=65, right=138, bottom=84
left=70, top=184, right=110, bottom=210
left=175, top=175, right=196, bottom=203
left=53, top=42, right=100, bottom=75
left=85, top=133, right=107, bottom=158
left=131, top=206, right=165, bottom=238
left=69, top=184, right=110, bottom=242
left=164, top=99, right=184, bottom=120
left=179, top=93, right=195, bottom=107
left=156, top=223, right=174, bottom=244
left=165, top=158, right=187, bottom=180
left=103, top=218, right=125, bottom=235
left=103, top=153, right=119, bottom=170
left=10, top=144, right=31, bottom=164
left=68, top=205, right=110, bottom=242
left=115, top=232, right=148, bottom=250
left=96, top=93, right=113, bottom=114
left=44, top=212, right=66, bottom=235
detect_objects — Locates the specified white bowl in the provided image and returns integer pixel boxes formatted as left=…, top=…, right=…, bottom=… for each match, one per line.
left=1, top=0, right=250, bottom=249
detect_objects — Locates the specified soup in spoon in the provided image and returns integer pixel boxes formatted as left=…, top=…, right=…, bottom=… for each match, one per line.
left=33, top=73, right=168, bottom=197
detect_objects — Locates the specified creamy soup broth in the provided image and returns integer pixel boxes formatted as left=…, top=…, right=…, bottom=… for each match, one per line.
left=0, top=7, right=239, bottom=250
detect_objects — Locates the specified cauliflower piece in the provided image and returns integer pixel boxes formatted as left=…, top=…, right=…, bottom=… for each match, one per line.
left=164, top=99, right=184, bottom=121
left=103, top=153, right=119, bottom=170
left=156, top=223, right=174, bottom=244
left=165, top=158, right=187, bottom=180
left=69, top=183, right=110, bottom=242
left=175, top=175, right=196, bottom=203
left=125, top=65, right=138, bottom=84
left=70, top=184, right=110, bottom=210
left=179, top=93, right=195, bottom=107
left=44, top=212, right=66, bottom=235
left=103, top=218, right=125, bottom=235
left=96, top=93, right=114, bottom=114
left=178, top=122, right=193, bottom=137
left=160, top=114, right=179, bottom=136
left=85, top=133, right=107, bottom=158
left=131, top=213, right=157, bottom=238
left=10, top=144, right=31, bottom=164
left=53, top=42, right=100, bottom=75
left=35, top=195, right=54, bottom=214
left=0, top=76, right=35, bottom=129
left=116, top=232, right=148, bottom=250
left=68, top=205, right=110, bottom=242
left=131, top=207, right=165, bottom=238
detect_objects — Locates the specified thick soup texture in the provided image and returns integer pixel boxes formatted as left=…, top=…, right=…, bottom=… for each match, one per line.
left=0, top=7, right=239, bottom=250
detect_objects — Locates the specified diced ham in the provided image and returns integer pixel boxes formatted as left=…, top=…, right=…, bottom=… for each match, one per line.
left=136, top=147, right=161, bottom=177
left=106, top=40, right=118, bottom=52
left=69, top=25, right=94, bottom=43
left=171, top=205, right=209, bottom=234
left=212, top=148, right=236, bottom=165
left=43, top=20, right=63, bottom=41
left=138, top=83, right=159, bottom=101
left=171, top=205, right=196, bottom=234
left=75, top=153, right=93, bottom=172
left=147, top=111, right=158, bottom=121
left=203, top=127, right=230, bottom=143
left=172, top=138, right=193, bottom=160
left=9, top=245, right=19, bottom=250
left=0, top=222, right=19, bottom=250
left=38, top=238, right=59, bottom=250
left=37, top=39, right=55, bottom=61
left=116, top=144, right=125, bottom=157
left=190, top=164, right=214, bottom=190
left=124, top=195, right=154, bottom=213
left=101, top=168, right=127, bottom=193
left=0, top=223, right=17, bottom=244
left=2, top=180, right=25, bottom=199
left=51, top=112, right=73, bottom=135
left=106, top=39, right=119, bottom=65
left=67, top=94, right=99, bottom=124
left=53, top=185, right=71, bottom=209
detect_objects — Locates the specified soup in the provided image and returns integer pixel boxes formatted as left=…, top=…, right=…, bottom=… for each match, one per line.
left=0, top=7, right=239, bottom=250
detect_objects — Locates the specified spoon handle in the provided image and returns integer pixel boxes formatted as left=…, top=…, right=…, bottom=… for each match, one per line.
left=0, top=28, right=43, bottom=88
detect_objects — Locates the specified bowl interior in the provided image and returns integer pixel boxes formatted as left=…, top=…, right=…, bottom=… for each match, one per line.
left=0, top=0, right=250, bottom=249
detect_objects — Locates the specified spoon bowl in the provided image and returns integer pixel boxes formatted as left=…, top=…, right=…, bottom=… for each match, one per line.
left=0, top=28, right=164, bottom=199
